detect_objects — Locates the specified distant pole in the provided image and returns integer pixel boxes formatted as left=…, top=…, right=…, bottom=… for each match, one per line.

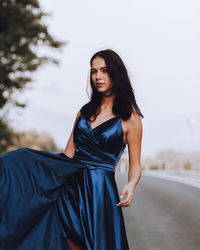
left=186, top=117, right=196, bottom=170
left=186, top=117, right=196, bottom=147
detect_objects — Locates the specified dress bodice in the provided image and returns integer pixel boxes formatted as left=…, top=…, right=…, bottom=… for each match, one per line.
left=73, top=114, right=126, bottom=172
left=0, top=114, right=129, bottom=250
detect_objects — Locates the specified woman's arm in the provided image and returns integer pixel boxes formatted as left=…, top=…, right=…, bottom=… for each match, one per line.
left=63, top=111, right=81, bottom=158
left=118, top=111, right=143, bottom=207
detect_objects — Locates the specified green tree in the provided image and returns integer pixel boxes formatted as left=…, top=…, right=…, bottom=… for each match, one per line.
left=0, top=0, right=65, bottom=154
left=0, top=0, right=65, bottom=109
left=0, top=117, right=13, bottom=155
left=0, top=125, right=59, bottom=156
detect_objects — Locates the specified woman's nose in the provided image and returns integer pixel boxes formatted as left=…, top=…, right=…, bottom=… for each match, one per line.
left=96, top=70, right=102, bottom=79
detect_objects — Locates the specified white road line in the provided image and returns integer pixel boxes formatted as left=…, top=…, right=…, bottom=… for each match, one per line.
left=142, top=171, right=200, bottom=189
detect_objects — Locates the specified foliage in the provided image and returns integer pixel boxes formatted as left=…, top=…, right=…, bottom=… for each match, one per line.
left=0, top=117, right=13, bottom=155
left=0, top=123, right=59, bottom=156
left=11, top=129, right=58, bottom=152
left=0, top=0, right=65, bottom=109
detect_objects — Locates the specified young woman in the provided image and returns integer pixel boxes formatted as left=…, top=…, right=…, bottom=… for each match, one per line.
left=0, top=49, right=143, bottom=250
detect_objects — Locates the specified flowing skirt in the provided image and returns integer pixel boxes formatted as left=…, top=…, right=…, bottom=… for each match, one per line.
left=0, top=148, right=129, bottom=250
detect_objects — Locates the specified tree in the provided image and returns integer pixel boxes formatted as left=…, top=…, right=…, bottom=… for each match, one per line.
left=0, top=125, right=60, bottom=156
left=0, top=0, right=65, bottom=154
left=0, top=117, right=13, bottom=155
left=0, top=0, right=65, bottom=109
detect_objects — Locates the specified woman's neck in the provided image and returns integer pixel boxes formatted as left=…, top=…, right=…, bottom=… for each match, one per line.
left=100, top=93, right=116, bottom=112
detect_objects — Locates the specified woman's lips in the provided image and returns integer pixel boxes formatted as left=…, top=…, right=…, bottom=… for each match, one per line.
left=96, top=83, right=104, bottom=87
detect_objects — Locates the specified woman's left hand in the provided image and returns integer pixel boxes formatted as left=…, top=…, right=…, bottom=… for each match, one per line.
left=117, top=182, right=135, bottom=207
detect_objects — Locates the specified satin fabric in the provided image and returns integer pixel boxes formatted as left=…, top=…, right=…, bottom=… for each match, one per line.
left=0, top=114, right=129, bottom=250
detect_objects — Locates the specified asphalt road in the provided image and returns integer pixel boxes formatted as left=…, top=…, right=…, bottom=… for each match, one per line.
left=115, top=172, right=200, bottom=250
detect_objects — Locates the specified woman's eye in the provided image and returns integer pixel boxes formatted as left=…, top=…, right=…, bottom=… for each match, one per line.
left=91, top=71, right=96, bottom=74
left=102, top=69, right=107, bottom=73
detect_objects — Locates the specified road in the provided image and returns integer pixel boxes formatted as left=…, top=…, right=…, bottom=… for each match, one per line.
left=115, top=173, right=200, bottom=250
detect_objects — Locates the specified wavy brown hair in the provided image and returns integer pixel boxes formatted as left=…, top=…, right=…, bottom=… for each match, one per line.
left=80, top=49, right=144, bottom=121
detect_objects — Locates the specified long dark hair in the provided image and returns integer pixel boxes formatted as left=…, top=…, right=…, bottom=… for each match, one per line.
left=80, top=49, right=144, bottom=121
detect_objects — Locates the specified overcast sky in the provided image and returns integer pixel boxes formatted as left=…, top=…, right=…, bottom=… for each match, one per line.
left=9, top=0, right=200, bottom=157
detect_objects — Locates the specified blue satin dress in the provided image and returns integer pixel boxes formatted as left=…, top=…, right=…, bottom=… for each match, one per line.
left=0, top=114, right=129, bottom=250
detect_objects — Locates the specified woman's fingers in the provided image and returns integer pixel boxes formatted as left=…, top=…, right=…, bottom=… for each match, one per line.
left=119, top=192, right=133, bottom=206
left=116, top=184, right=135, bottom=207
left=120, top=187, right=126, bottom=199
left=117, top=186, right=135, bottom=207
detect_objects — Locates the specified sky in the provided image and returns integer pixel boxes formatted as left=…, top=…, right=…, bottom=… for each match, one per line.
left=9, top=0, right=200, bottom=157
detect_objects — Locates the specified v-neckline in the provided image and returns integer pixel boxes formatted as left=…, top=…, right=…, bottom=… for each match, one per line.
left=89, top=115, right=120, bottom=131
left=80, top=114, right=126, bottom=145
left=81, top=114, right=120, bottom=131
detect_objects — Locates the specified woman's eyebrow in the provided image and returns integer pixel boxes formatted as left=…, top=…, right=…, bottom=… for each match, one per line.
left=91, top=67, right=108, bottom=70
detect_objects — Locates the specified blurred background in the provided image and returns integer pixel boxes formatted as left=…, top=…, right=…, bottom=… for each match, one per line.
left=0, top=1, right=200, bottom=249
left=1, top=0, right=199, bottom=169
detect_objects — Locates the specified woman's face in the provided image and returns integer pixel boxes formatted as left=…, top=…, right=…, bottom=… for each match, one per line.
left=91, top=56, right=112, bottom=95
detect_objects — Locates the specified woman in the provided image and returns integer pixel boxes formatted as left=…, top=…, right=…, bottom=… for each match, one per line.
left=0, top=49, right=143, bottom=250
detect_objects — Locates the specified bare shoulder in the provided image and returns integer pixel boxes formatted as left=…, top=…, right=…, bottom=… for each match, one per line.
left=122, top=111, right=142, bottom=130
left=127, top=111, right=142, bottom=130
left=77, top=110, right=81, bottom=117
left=63, top=110, right=82, bottom=157
left=125, top=111, right=143, bottom=146
left=121, top=111, right=142, bottom=144
left=75, top=110, right=81, bottom=121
